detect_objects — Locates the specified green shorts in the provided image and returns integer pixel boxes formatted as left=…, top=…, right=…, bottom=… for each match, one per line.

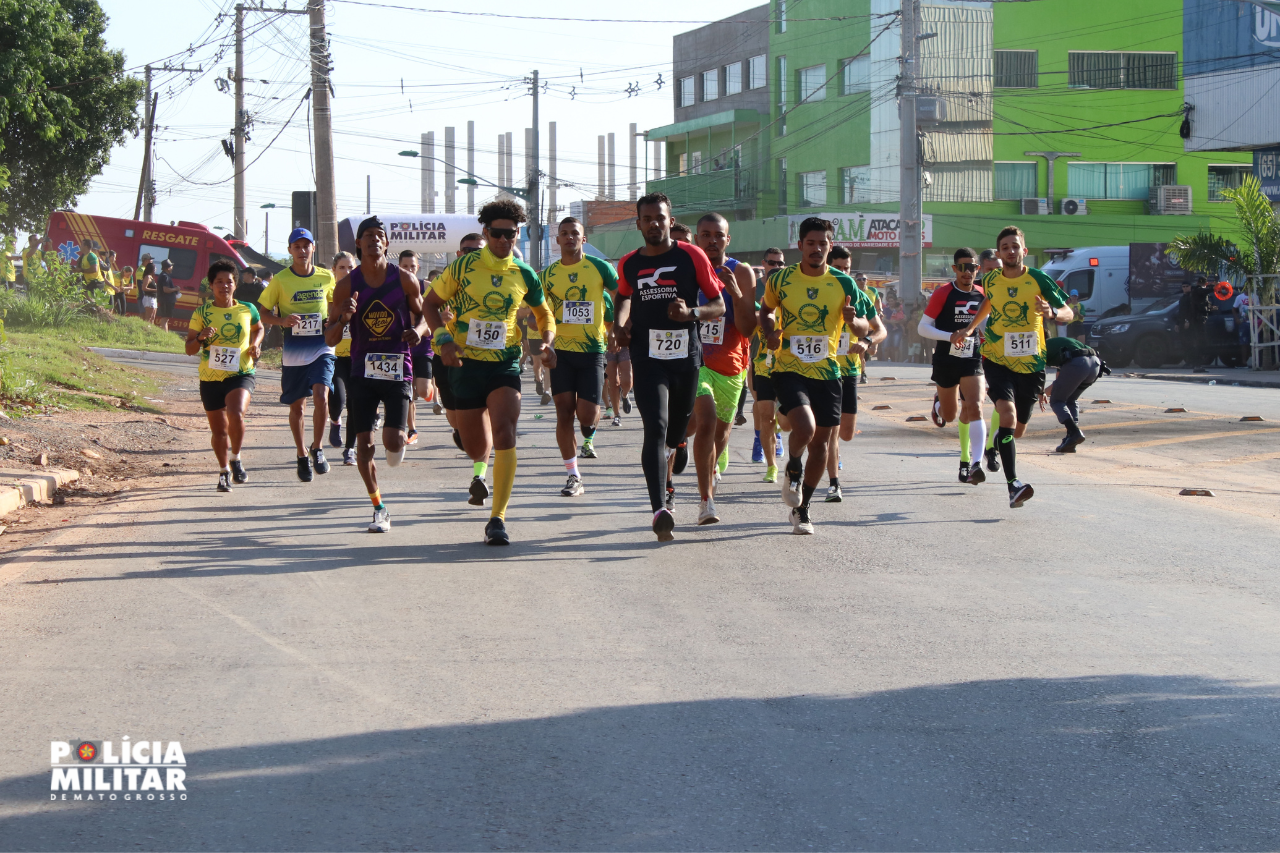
left=696, top=366, right=747, bottom=424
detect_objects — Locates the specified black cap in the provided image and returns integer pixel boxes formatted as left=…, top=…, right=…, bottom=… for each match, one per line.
left=356, top=216, right=385, bottom=240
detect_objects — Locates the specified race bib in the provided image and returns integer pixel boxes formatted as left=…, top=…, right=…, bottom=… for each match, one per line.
left=839, top=331, right=851, bottom=356
left=950, top=336, right=976, bottom=358
left=467, top=319, right=508, bottom=350
left=341, top=323, right=352, bottom=340
left=789, top=335, right=829, bottom=363
left=364, top=353, right=404, bottom=381
left=699, top=317, right=725, bottom=346
left=648, top=329, right=689, bottom=360
left=1004, top=331, right=1038, bottom=359
left=294, top=313, right=323, bottom=336
left=208, top=345, right=241, bottom=372
left=561, top=300, right=594, bottom=325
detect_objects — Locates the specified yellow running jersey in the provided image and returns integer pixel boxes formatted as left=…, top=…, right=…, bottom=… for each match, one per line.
left=431, top=246, right=547, bottom=363
left=764, top=264, right=871, bottom=380
left=979, top=267, right=1067, bottom=374
left=541, top=255, right=618, bottom=354
left=190, top=300, right=260, bottom=382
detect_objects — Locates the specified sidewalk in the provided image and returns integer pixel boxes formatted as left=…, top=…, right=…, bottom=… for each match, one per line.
left=1134, top=366, right=1280, bottom=389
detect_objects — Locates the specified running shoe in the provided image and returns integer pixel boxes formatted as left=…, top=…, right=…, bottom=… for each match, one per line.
left=751, top=435, right=764, bottom=463
left=672, top=442, right=689, bottom=475
left=452, top=429, right=465, bottom=451
left=329, top=420, right=342, bottom=448
left=468, top=476, right=490, bottom=506
left=782, top=464, right=803, bottom=508
left=578, top=441, right=597, bottom=459
left=541, top=392, right=552, bottom=406
left=860, top=374, right=868, bottom=385
left=535, top=379, right=545, bottom=397
left=407, top=429, right=419, bottom=446
left=776, top=436, right=784, bottom=458
left=931, top=393, right=945, bottom=428
left=217, top=471, right=232, bottom=493
left=229, top=459, right=247, bottom=484
left=966, top=464, right=986, bottom=486
left=373, top=412, right=384, bottom=431
left=611, top=415, right=621, bottom=427
left=825, top=483, right=842, bottom=502
left=297, top=455, right=313, bottom=482
left=561, top=475, right=584, bottom=497
left=342, top=448, right=357, bottom=466
left=622, top=396, right=632, bottom=414
left=985, top=446, right=1000, bottom=473
left=311, top=447, right=330, bottom=475
left=958, top=462, right=970, bottom=483
left=484, top=517, right=510, bottom=545
left=652, top=508, right=675, bottom=542
left=763, top=466, right=777, bottom=483
left=1008, top=480, right=1035, bottom=508
left=432, top=400, right=443, bottom=415
left=664, top=485, right=675, bottom=512
left=734, top=412, right=748, bottom=426
left=697, top=499, right=720, bottom=525
left=790, top=506, right=814, bottom=535
left=368, top=506, right=391, bottom=533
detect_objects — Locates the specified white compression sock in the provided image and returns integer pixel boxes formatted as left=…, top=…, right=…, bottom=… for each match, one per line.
left=385, top=446, right=405, bottom=467
left=229, top=452, right=240, bottom=461
left=564, top=457, right=579, bottom=478
left=969, top=416, right=987, bottom=463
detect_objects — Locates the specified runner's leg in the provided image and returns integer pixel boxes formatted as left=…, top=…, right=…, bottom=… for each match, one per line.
left=310, top=383, right=328, bottom=451
left=692, top=392, right=717, bottom=501
left=632, top=359, right=671, bottom=512
left=288, top=398, right=307, bottom=457
left=486, top=387, right=521, bottom=522
left=226, top=388, right=250, bottom=458
left=206, top=409, right=230, bottom=469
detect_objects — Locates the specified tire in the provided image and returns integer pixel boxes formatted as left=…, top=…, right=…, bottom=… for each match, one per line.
left=1221, top=352, right=1242, bottom=368
left=1133, top=334, right=1170, bottom=369
left=1097, top=341, right=1132, bottom=369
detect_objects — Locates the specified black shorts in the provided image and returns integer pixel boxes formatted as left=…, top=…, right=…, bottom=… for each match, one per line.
left=773, top=371, right=842, bottom=428
left=550, top=350, right=606, bottom=404
left=411, top=353, right=433, bottom=382
left=450, top=358, right=522, bottom=410
left=347, top=374, right=411, bottom=434
left=931, top=355, right=984, bottom=389
left=200, top=374, right=255, bottom=412
left=432, top=355, right=456, bottom=409
left=840, top=375, right=859, bottom=415
left=157, top=298, right=177, bottom=318
left=983, top=358, right=1045, bottom=424
left=753, top=373, right=776, bottom=402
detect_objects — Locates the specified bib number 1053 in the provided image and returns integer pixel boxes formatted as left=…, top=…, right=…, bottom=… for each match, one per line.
left=561, top=301, right=594, bottom=325
left=1003, top=331, right=1037, bottom=358
left=648, top=329, right=689, bottom=360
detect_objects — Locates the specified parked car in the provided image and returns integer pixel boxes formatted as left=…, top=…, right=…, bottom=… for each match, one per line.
left=1086, top=291, right=1241, bottom=369
left=1041, top=246, right=1132, bottom=337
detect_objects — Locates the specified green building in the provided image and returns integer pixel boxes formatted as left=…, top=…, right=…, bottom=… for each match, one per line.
left=590, top=0, right=1248, bottom=287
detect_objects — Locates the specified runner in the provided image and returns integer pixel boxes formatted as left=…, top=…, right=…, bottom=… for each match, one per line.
left=1040, top=336, right=1107, bottom=453
left=976, top=248, right=1002, bottom=471
left=951, top=225, right=1071, bottom=507
left=824, top=246, right=885, bottom=501
left=327, top=251, right=358, bottom=465
left=670, top=222, right=692, bottom=244
left=541, top=217, right=618, bottom=496
left=434, top=233, right=486, bottom=492
left=614, top=192, right=725, bottom=541
left=324, top=216, right=427, bottom=532
left=185, top=259, right=263, bottom=492
left=605, top=333, right=633, bottom=426
left=689, top=212, right=756, bottom=524
left=918, top=248, right=989, bottom=484
left=396, top=249, right=434, bottom=448
left=760, top=217, right=873, bottom=533
left=424, top=200, right=556, bottom=545
left=257, top=227, right=337, bottom=482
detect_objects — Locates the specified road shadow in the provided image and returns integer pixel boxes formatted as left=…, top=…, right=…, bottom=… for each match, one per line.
left=2, top=675, right=1276, bottom=851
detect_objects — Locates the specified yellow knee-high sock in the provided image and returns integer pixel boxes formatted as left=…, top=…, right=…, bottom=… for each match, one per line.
left=492, top=447, right=516, bottom=520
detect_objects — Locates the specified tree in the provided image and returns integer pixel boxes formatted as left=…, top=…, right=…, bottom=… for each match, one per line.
left=1167, top=174, right=1280, bottom=306
left=0, top=0, right=142, bottom=234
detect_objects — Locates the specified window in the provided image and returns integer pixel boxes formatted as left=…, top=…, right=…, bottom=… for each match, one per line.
left=1067, top=162, right=1177, bottom=199
left=1068, top=52, right=1177, bottom=90
left=994, top=162, right=1037, bottom=199
left=724, top=62, right=742, bottom=96
left=139, top=244, right=197, bottom=281
left=800, top=170, right=827, bottom=207
left=1062, top=268, right=1095, bottom=300
left=691, top=151, right=703, bottom=174
left=777, top=55, right=787, bottom=106
left=799, top=64, right=827, bottom=101
left=841, top=166, right=870, bottom=204
left=778, top=158, right=788, bottom=214
left=749, top=54, right=767, bottom=89
left=777, top=0, right=786, bottom=33
left=678, top=152, right=688, bottom=175
left=994, top=50, right=1038, bottom=88
left=1208, top=164, right=1251, bottom=201
left=702, top=69, right=718, bottom=101
left=679, top=76, right=694, bottom=108
left=841, top=56, right=870, bottom=95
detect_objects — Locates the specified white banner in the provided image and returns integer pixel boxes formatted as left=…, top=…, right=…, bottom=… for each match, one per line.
left=786, top=212, right=932, bottom=248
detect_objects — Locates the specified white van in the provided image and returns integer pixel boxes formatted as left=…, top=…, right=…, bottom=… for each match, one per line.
left=1040, top=246, right=1131, bottom=332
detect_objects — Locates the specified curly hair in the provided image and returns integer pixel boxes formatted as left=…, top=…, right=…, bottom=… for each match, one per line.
left=478, top=199, right=527, bottom=227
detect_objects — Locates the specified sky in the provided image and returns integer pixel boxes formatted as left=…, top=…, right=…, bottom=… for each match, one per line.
left=82, top=0, right=716, bottom=254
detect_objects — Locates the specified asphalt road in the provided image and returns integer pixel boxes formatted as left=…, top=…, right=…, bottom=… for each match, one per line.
left=2, top=362, right=1279, bottom=851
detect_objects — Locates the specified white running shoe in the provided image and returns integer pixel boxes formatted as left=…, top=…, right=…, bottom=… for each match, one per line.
left=789, top=507, right=814, bottom=535
left=368, top=506, right=391, bottom=533
left=561, top=475, right=584, bottom=496
left=782, top=466, right=802, bottom=508
left=697, top=499, right=720, bottom=525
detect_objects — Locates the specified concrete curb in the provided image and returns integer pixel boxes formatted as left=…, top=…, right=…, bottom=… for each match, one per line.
left=88, top=347, right=199, bottom=364
left=0, top=467, right=80, bottom=517
left=1138, top=373, right=1280, bottom=389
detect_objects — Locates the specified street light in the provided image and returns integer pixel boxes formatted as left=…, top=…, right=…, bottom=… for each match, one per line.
left=259, top=203, right=279, bottom=256
left=398, top=149, right=529, bottom=200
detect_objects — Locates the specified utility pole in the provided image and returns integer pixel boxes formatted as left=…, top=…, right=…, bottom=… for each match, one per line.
left=234, top=3, right=246, bottom=239
left=898, top=0, right=922, bottom=302
left=529, top=69, right=541, bottom=270
left=307, top=0, right=338, bottom=265
left=466, top=121, right=475, bottom=215
left=136, top=63, right=199, bottom=222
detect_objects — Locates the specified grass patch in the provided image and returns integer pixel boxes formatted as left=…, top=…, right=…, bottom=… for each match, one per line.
left=26, top=316, right=187, bottom=354
left=1, top=330, right=165, bottom=412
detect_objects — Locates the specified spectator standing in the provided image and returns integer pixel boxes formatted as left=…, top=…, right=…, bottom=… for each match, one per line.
left=1178, top=276, right=1215, bottom=368
left=19, top=234, right=41, bottom=286
left=139, top=262, right=158, bottom=323
left=1233, top=289, right=1253, bottom=367
left=156, top=258, right=181, bottom=331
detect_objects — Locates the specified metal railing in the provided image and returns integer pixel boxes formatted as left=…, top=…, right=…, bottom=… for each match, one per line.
left=1244, top=275, right=1279, bottom=370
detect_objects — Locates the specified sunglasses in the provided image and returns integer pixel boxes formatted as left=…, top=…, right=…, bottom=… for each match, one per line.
left=487, top=227, right=518, bottom=240
left=954, top=263, right=980, bottom=272
left=764, top=259, right=785, bottom=267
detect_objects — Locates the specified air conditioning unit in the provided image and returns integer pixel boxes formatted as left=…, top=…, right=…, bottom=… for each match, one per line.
left=1061, top=198, right=1088, bottom=216
left=1021, top=198, right=1050, bottom=215
left=1150, top=185, right=1193, bottom=215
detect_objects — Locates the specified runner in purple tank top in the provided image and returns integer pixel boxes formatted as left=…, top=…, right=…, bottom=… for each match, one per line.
left=325, top=216, right=427, bottom=533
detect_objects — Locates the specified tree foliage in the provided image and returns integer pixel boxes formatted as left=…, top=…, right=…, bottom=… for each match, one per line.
left=1167, top=175, right=1280, bottom=304
left=0, top=0, right=142, bottom=233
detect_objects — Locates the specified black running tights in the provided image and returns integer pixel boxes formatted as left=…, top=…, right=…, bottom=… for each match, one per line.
left=631, top=358, right=699, bottom=511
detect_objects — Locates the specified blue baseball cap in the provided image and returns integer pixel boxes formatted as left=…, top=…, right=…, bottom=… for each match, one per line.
left=1070, top=289, right=1079, bottom=297
left=287, top=227, right=314, bottom=246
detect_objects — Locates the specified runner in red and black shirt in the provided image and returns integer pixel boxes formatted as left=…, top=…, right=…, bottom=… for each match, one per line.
left=614, top=192, right=724, bottom=541
left=917, top=247, right=988, bottom=484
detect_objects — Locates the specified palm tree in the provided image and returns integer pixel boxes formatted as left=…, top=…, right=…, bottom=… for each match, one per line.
left=1167, top=174, right=1279, bottom=305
